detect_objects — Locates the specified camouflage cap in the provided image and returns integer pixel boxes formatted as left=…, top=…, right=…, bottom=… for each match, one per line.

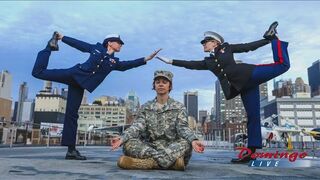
left=154, top=70, right=173, bottom=82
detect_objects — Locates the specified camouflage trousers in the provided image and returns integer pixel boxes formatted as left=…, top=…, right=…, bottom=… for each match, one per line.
left=123, top=138, right=192, bottom=168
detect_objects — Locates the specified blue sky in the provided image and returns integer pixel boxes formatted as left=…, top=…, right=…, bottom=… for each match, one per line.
left=1, top=1, right=320, bottom=111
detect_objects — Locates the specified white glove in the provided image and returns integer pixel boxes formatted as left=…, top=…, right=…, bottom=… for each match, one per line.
left=156, top=56, right=173, bottom=64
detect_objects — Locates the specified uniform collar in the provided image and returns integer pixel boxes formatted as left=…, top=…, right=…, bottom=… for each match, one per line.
left=97, top=42, right=115, bottom=58
left=209, top=50, right=215, bottom=57
left=147, top=97, right=175, bottom=112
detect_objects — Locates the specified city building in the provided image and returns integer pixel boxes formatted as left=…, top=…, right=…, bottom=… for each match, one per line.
left=264, top=96, right=320, bottom=142
left=125, top=91, right=140, bottom=113
left=293, top=77, right=311, bottom=98
left=215, top=79, right=246, bottom=124
left=0, top=70, right=13, bottom=144
left=260, top=82, right=268, bottom=119
left=308, top=60, right=320, bottom=97
left=0, top=70, right=12, bottom=123
left=32, top=81, right=66, bottom=144
left=272, top=78, right=311, bottom=98
left=184, top=91, right=198, bottom=122
left=77, top=96, right=127, bottom=144
left=199, top=110, right=208, bottom=125
left=13, top=82, right=28, bottom=123
left=272, top=79, right=293, bottom=98
left=78, top=103, right=126, bottom=132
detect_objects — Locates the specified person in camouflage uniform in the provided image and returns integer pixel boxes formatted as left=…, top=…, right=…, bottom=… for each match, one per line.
left=112, top=70, right=204, bottom=170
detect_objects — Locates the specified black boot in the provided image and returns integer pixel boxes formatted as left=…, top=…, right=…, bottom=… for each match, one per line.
left=263, top=21, right=278, bottom=40
left=47, top=31, right=59, bottom=51
left=65, top=147, right=87, bottom=160
left=231, top=147, right=256, bottom=164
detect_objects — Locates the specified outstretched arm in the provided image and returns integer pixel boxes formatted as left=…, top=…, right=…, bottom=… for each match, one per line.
left=115, top=49, right=161, bottom=71
left=58, top=32, right=94, bottom=53
left=157, top=56, right=207, bottom=70
left=115, top=58, right=146, bottom=71
left=229, top=39, right=270, bottom=53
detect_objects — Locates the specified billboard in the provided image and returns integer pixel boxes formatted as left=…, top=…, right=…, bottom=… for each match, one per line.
left=40, top=122, right=63, bottom=137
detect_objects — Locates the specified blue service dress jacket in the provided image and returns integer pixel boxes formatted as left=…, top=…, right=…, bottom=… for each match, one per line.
left=62, top=36, right=146, bottom=92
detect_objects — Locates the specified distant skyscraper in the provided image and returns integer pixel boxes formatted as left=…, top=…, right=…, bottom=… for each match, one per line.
left=215, top=79, right=246, bottom=123
left=184, top=91, right=198, bottom=122
left=308, top=60, right=320, bottom=97
left=199, top=110, right=208, bottom=125
left=15, top=82, right=28, bottom=123
left=39, top=80, right=52, bottom=94
left=259, top=82, right=268, bottom=119
left=61, top=88, right=68, bottom=99
left=53, top=87, right=59, bottom=95
left=126, top=91, right=140, bottom=112
left=81, top=90, right=88, bottom=105
left=259, top=82, right=268, bottom=100
left=0, top=70, right=12, bottom=122
left=292, top=77, right=311, bottom=98
left=272, top=78, right=310, bottom=98
left=0, top=70, right=12, bottom=99
left=272, top=79, right=293, bottom=97
left=21, top=100, right=35, bottom=124
left=215, top=80, right=223, bottom=123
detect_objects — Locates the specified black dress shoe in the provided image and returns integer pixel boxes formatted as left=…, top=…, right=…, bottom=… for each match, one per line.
left=231, top=155, right=256, bottom=164
left=47, top=31, right=59, bottom=51
left=263, top=21, right=278, bottom=40
left=65, top=150, right=87, bottom=160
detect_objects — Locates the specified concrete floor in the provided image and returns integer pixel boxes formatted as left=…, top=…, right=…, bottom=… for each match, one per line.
left=0, top=146, right=319, bottom=180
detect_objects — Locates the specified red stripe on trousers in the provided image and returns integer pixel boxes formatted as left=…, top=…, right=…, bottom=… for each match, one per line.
left=256, top=40, right=284, bottom=66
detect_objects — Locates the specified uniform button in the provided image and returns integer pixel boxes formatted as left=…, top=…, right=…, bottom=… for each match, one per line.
left=224, top=74, right=227, bottom=77
left=100, top=59, right=103, bottom=62
left=217, top=64, right=220, bottom=67
left=92, top=71, right=96, bottom=74
left=97, top=65, right=100, bottom=68
left=215, top=59, right=218, bottom=62
left=221, top=69, right=224, bottom=72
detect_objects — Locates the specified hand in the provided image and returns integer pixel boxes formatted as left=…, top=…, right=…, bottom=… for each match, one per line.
left=111, top=136, right=123, bottom=151
left=156, top=56, right=173, bottom=64
left=144, top=48, right=162, bottom=62
left=56, top=32, right=64, bottom=40
left=192, top=140, right=204, bottom=153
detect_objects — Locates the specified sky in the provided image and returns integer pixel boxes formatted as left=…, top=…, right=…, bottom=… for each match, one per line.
left=1, top=1, right=320, bottom=112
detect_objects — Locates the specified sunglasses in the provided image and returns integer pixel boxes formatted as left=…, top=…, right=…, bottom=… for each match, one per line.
left=201, top=40, right=218, bottom=45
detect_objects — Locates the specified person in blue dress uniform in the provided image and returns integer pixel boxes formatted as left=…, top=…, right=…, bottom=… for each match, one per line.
left=32, top=32, right=161, bottom=160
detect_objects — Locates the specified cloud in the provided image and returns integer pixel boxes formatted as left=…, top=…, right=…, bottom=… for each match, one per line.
left=1, top=1, right=320, bottom=110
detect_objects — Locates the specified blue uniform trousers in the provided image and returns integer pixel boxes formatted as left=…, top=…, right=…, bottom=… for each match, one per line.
left=32, top=48, right=84, bottom=146
left=241, top=40, right=290, bottom=148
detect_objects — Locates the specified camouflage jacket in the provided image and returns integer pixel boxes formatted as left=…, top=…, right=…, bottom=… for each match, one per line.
left=122, top=97, right=198, bottom=144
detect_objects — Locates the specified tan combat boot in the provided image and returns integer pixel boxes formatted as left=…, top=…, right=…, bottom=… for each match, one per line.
left=171, top=157, right=185, bottom=171
left=117, top=155, right=159, bottom=170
